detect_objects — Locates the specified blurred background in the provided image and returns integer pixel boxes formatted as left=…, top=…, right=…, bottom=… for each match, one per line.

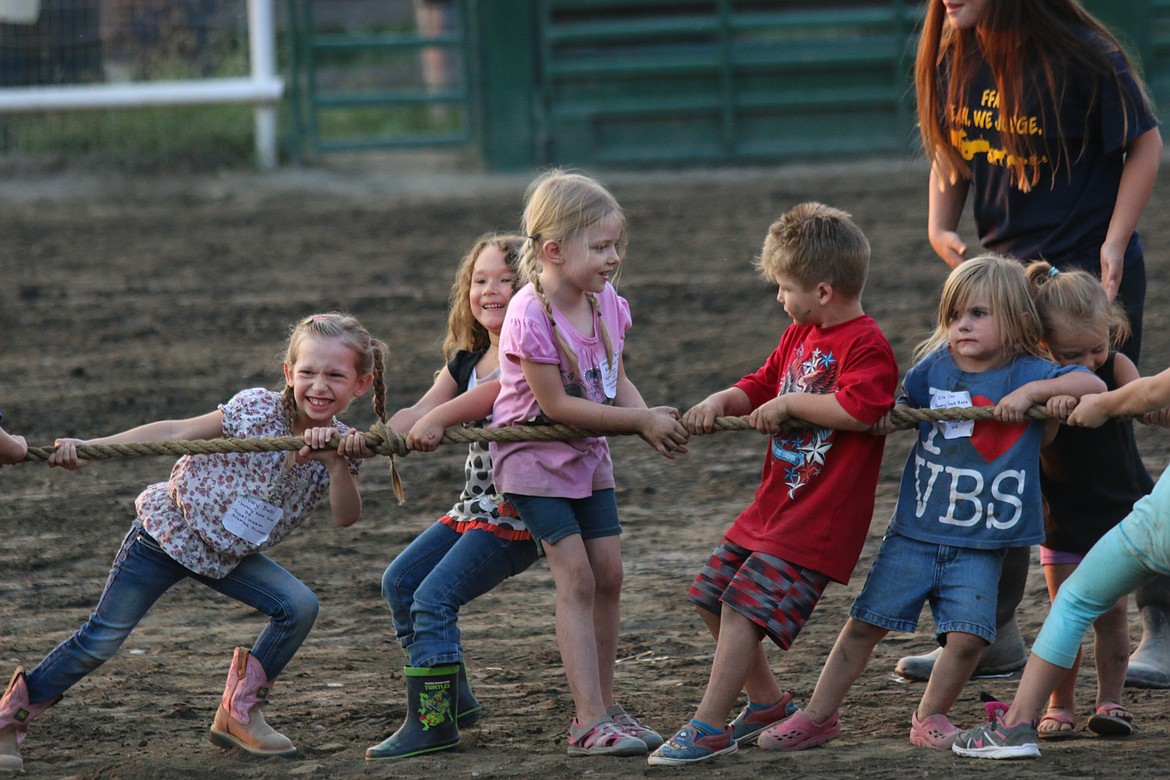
left=0, top=0, right=1162, bottom=170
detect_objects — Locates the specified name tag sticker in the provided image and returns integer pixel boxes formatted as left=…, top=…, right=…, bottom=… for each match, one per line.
left=222, top=496, right=283, bottom=545
left=601, top=357, right=619, bottom=400
left=932, top=389, right=974, bottom=440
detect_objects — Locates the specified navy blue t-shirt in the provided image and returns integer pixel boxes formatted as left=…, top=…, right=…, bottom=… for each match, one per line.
left=946, top=31, right=1157, bottom=267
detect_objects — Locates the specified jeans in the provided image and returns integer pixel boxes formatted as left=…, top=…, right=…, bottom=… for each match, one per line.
left=382, top=522, right=537, bottom=667
left=25, top=524, right=319, bottom=703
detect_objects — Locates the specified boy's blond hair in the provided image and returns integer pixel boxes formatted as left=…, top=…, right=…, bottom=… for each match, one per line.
left=756, top=202, right=870, bottom=298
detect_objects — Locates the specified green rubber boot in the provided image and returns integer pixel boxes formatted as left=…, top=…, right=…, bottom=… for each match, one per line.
left=365, top=664, right=460, bottom=760
left=456, top=664, right=482, bottom=729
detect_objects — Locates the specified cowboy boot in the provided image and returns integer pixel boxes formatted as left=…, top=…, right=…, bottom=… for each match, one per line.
left=0, top=667, right=60, bottom=772
left=1127, top=604, right=1170, bottom=688
left=456, top=663, right=481, bottom=729
left=208, top=648, right=296, bottom=757
left=365, top=664, right=460, bottom=760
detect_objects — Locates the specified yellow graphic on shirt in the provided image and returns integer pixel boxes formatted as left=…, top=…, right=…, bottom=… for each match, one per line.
left=947, top=87, right=1048, bottom=169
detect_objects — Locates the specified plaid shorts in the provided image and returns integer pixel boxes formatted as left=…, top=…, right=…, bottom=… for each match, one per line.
left=687, top=539, right=830, bottom=649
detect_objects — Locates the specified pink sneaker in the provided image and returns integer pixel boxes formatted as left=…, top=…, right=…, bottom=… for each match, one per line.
left=910, top=711, right=960, bottom=749
left=757, top=709, right=840, bottom=752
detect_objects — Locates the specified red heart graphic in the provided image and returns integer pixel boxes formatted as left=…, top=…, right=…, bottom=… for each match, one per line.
left=967, top=395, right=1028, bottom=462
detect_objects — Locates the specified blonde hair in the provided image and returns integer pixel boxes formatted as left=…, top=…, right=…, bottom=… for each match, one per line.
left=518, top=169, right=625, bottom=380
left=914, top=255, right=1045, bottom=363
left=1025, top=260, right=1130, bottom=351
left=756, top=202, right=870, bottom=297
left=281, top=312, right=389, bottom=430
left=442, top=233, right=524, bottom=361
left=915, top=0, right=1153, bottom=193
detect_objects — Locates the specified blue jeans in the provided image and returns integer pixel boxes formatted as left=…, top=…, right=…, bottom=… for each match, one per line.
left=25, top=524, right=319, bottom=703
left=382, top=522, right=538, bottom=667
left=850, top=532, right=1005, bottom=645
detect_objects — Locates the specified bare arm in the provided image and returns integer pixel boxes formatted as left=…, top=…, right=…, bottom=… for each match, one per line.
left=388, top=366, right=459, bottom=432
left=406, top=379, right=501, bottom=452
left=523, top=359, right=687, bottom=457
left=1100, top=128, right=1162, bottom=299
left=996, top=371, right=1107, bottom=423
left=928, top=161, right=970, bottom=268
left=682, top=387, right=753, bottom=435
left=1071, top=365, right=1170, bottom=428
left=49, top=410, right=226, bottom=469
left=749, top=392, right=872, bottom=435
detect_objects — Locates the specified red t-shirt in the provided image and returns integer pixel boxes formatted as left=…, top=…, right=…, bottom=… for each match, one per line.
left=726, top=315, right=897, bottom=583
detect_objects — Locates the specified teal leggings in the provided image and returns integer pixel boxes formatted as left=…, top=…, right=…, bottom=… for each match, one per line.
left=1032, top=476, right=1170, bottom=668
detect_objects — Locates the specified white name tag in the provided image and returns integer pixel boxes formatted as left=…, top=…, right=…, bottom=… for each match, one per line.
left=932, top=389, right=974, bottom=440
left=222, top=495, right=283, bottom=545
left=601, top=356, right=618, bottom=399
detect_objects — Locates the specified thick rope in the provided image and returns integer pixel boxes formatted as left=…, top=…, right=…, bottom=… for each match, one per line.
left=19, top=404, right=1050, bottom=463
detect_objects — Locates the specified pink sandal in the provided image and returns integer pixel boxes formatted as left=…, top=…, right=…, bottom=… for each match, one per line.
left=1088, top=703, right=1134, bottom=737
left=757, top=709, right=840, bottom=752
left=567, top=716, right=647, bottom=757
left=909, top=711, right=959, bottom=749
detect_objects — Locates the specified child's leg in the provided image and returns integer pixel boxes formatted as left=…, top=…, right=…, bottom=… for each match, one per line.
left=25, top=526, right=186, bottom=702
left=803, top=618, right=887, bottom=723
left=695, top=606, right=784, bottom=707
left=917, top=631, right=984, bottom=720
left=582, top=534, right=623, bottom=710
left=542, top=533, right=608, bottom=724
left=1039, top=561, right=1080, bottom=735
left=1002, top=524, right=1155, bottom=727
left=407, top=528, right=538, bottom=667
left=208, top=552, right=319, bottom=678
left=1091, top=594, right=1130, bottom=710
left=693, top=606, right=767, bottom=727
left=380, top=521, right=462, bottom=651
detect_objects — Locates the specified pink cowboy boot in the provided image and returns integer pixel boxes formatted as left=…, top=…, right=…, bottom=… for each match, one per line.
left=207, top=648, right=296, bottom=757
left=0, top=667, right=60, bottom=772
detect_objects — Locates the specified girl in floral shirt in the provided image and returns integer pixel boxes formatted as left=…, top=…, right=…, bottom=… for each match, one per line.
left=0, top=312, right=386, bottom=773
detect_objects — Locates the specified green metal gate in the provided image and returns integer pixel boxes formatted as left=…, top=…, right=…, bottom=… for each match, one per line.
left=286, top=0, right=1170, bottom=169
left=529, top=1, right=923, bottom=167
left=285, top=0, right=474, bottom=155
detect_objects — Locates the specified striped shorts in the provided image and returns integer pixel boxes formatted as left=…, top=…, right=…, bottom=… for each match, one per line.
left=687, top=539, right=830, bottom=649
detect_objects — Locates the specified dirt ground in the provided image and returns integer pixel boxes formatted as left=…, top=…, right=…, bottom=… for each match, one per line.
left=3, top=154, right=1170, bottom=779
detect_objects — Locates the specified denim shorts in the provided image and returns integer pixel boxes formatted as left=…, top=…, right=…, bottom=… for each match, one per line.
left=849, top=532, right=1005, bottom=645
left=687, top=540, right=830, bottom=650
left=506, top=489, right=620, bottom=546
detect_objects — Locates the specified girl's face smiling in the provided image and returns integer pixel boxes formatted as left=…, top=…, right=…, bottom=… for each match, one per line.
left=470, top=245, right=517, bottom=340
left=559, top=213, right=623, bottom=295
left=942, top=0, right=989, bottom=31
left=947, top=292, right=1006, bottom=370
left=283, top=335, right=372, bottom=431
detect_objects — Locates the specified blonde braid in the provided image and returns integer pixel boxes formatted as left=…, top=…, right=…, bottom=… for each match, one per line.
left=531, top=274, right=581, bottom=381
left=587, top=292, right=615, bottom=368
left=369, top=338, right=389, bottom=423
left=281, top=384, right=300, bottom=433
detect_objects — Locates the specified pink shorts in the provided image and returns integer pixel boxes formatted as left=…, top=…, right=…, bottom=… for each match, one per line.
left=1040, top=546, right=1085, bottom=566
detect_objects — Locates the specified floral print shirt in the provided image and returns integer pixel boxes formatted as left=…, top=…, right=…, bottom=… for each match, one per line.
left=136, top=387, right=360, bottom=578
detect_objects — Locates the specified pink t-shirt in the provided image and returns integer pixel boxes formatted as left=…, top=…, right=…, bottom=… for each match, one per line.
left=490, top=282, right=632, bottom=499
left=136, top=387, right=360, bottom=578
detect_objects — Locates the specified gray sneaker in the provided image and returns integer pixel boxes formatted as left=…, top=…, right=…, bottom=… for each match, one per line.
left=951, top=717, right=1040, bottom=760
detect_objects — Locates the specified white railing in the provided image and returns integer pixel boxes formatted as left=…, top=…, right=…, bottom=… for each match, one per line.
left=0, top=0, right=283, bottom=168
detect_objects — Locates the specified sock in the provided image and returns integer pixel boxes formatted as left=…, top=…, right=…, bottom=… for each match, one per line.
left=690, top=718, right=723, bottom=736
left=747, top=700, right=770, bottom=711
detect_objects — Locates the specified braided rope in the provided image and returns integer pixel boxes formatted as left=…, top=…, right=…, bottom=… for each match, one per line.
left=19, top=404, right=1050, bottom=463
